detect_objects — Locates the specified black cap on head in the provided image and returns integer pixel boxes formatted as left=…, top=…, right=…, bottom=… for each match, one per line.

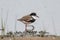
left=30, top=12, right=36, bottom=16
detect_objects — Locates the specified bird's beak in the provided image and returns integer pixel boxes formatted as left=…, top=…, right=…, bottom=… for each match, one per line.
left=36, top=16, right=39, bottom=18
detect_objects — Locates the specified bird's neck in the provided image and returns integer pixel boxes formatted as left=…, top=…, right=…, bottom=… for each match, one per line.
left=32, top=16, right=37, bottom=20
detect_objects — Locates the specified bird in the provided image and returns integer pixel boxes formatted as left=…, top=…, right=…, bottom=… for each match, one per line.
left=17, top=12, right=39, bottom=31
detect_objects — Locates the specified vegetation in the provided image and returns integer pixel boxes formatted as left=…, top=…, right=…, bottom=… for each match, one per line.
left=39, top=30, right=49, bottom=37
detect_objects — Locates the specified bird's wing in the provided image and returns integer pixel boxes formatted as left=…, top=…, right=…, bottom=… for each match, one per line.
left=20, top=15, right=32, bottom=22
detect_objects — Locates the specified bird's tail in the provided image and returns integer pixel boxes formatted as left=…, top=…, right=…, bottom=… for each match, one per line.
left=17, top=19, right=23, bottom=21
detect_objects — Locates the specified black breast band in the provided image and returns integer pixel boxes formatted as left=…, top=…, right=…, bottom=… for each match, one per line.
left=28, top=18, right=35, bottom=23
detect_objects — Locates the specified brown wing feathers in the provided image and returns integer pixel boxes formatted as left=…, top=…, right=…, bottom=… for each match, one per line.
left=17, top=15, right=32, bottom=22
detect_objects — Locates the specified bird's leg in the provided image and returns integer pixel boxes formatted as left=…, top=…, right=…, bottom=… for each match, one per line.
left=31, top=25, right=34, bottom=31
left=25, top=24, right=27, bottom=32
left=29, top=25, right=35, bottom=31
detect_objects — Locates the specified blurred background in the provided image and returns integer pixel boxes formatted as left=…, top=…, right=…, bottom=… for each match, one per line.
left=0, top=0, right=60, bottom=36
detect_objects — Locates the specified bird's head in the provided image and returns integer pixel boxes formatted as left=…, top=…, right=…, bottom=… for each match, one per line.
left=30, top=12, right=39, bottom=18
